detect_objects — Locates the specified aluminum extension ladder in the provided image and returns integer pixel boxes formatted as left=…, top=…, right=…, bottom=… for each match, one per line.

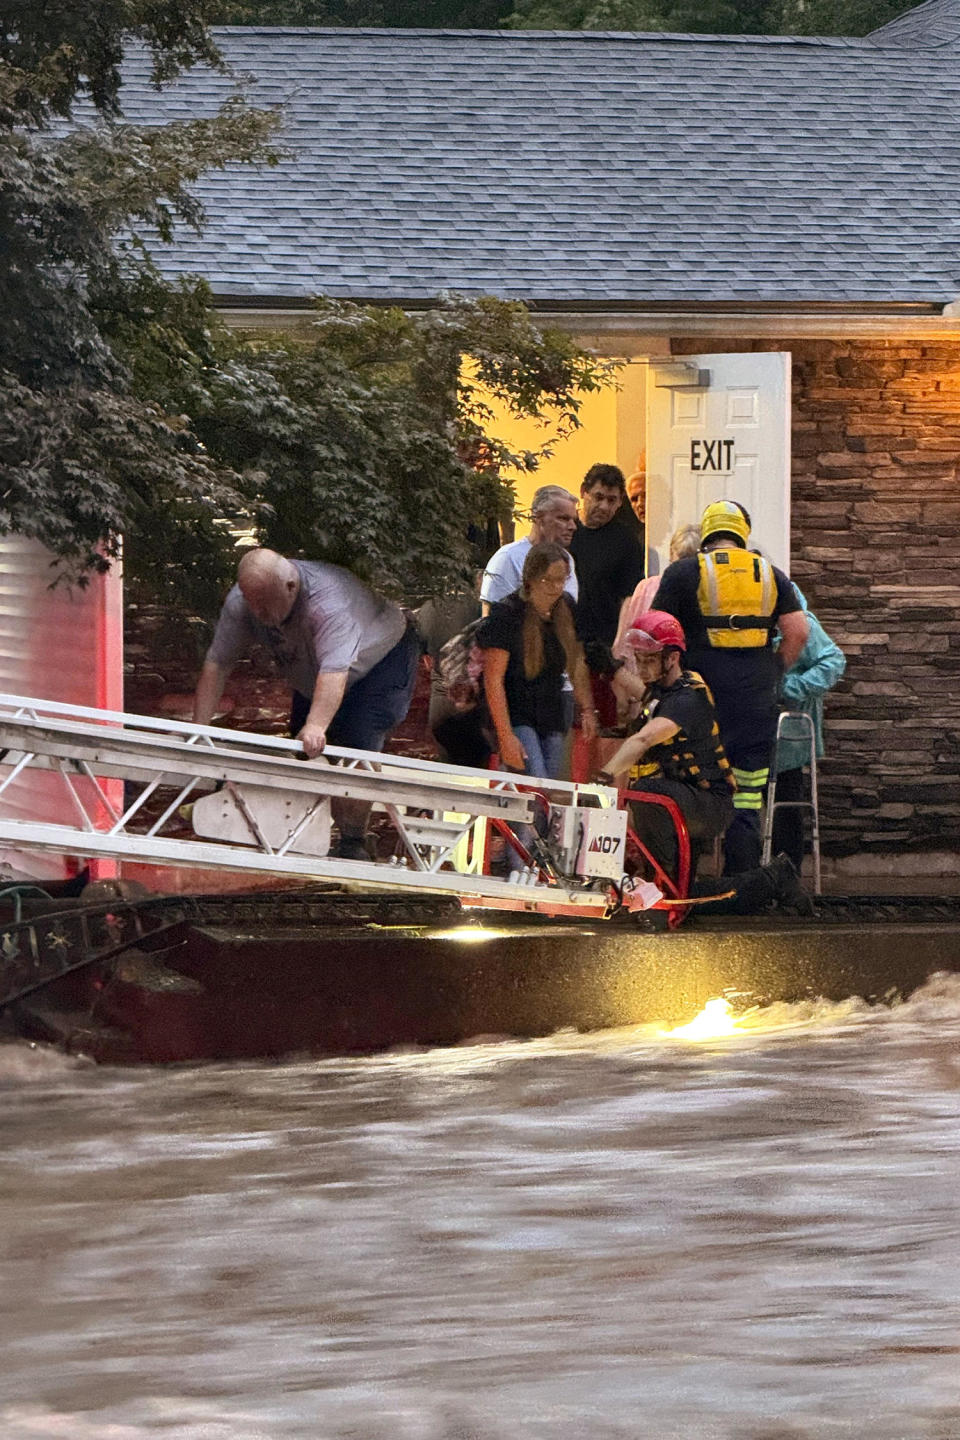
left=0, top=693, right=621, bottom=918
left=761, top=710, right=821, bottom=895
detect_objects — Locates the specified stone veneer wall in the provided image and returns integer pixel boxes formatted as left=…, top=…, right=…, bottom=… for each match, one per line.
left=675, top=337, right=960, bottom=866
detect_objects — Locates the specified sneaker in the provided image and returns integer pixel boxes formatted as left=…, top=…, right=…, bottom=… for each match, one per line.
left=332, top=835, right=371, bottom=863
left=769, top=853, right=815, bottom=917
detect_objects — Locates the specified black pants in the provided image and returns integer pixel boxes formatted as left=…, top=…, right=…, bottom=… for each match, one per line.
left=431, top=707, right=492, bottom=769
left=629, top=779, right=733, bottom=882
left=691, top=866, right=785, bottom=916
left=709, top=683, right=778, bottom=876
left=723, top=737, right=774, bottom=876
left=770, top=766, right=805, bottom=873
left=290, top=625, right=420, bottom=751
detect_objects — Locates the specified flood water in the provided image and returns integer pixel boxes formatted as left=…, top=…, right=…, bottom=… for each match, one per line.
left=4, top=975, right=960, bottom=1439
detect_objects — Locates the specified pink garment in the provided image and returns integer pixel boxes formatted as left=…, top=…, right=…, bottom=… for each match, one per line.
left=613, top=574, right=661, bottom=656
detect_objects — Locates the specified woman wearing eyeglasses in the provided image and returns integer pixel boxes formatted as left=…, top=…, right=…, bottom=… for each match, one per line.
left=477, top=541, right=596, bottom=780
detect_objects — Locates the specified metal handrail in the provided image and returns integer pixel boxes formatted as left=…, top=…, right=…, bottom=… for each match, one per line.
left=761, top=710, right=821, bottom=894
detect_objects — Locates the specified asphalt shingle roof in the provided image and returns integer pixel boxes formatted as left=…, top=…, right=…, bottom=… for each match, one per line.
left=871, top=0, right=960, bottom=45
left=110, top=15, right=960, bottom=306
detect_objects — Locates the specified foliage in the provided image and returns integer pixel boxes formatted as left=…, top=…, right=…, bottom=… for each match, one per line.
left=0, top=0, right=281, bottom=613
left=105, top=290, right=616, bottom=604
left=1, top=0, right=614, bottom=615
left=0, top=0, right=225, bottom=122
left=0, top=114, right=279, bottom=609
left=208, top=0, right=506, bottom=26
left=500, top=0, right=918, bottom=32
left=211, top=0, right=925, bottom=35
left=502, top=0, right=751, bottom=30
left=778, top=0, right=915, bottom=34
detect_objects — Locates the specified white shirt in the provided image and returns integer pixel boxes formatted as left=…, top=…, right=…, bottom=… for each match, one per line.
left=480, top=537, right=579, bottom=606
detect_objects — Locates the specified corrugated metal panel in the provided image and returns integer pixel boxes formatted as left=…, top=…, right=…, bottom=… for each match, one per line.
left=0, top=539, right=123, bottom=880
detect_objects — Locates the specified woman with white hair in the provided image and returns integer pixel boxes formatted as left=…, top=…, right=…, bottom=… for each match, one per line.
left=613, top=523, right=700, bottom=654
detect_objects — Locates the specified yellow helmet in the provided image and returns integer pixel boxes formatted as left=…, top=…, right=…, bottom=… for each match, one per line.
left=700, top=499, right=750, bottom=548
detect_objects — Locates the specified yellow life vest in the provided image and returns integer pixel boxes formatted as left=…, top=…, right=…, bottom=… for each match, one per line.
left=696, top=549, right=775, bottom=649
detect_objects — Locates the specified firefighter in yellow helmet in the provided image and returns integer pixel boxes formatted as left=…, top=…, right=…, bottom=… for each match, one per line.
left=651, top=500, right=809, bottom=875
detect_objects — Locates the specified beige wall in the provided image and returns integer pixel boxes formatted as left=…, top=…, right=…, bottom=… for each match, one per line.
left=473, top=361, right=648, bottom=516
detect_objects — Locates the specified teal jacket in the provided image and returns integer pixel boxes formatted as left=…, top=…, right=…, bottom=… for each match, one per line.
left=782, top=596, right=846, bottom=771
left=777, top=595, right=846, bottom=772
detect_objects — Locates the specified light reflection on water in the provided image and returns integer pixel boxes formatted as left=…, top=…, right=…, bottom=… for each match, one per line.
left=3, top=976, right=960, bottom=1438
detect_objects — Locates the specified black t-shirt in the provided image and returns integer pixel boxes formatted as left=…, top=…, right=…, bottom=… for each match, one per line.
left=569, top=519, right=646, bottom=646
left=633, top=672, right=735, bottom=799
left=653, top=551, right=801, bottom=719
left=477, top=592, right=571, bottom=735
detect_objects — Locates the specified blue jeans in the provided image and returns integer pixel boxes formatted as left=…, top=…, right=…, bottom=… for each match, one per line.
left=502, top=726, right=565, bottom=871
left=290, top=624, right=420, bottom=753
left=513, top=726, right=565, bottom=781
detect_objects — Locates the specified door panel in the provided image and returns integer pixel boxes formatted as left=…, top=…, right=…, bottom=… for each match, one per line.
left=646, top=352, right=791, bottom=575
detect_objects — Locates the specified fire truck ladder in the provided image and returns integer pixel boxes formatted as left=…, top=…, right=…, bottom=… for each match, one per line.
left=0, top=695, right=623, bottom=918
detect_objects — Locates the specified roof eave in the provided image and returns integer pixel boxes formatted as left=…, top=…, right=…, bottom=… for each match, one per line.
left=214, top=295, right=960, bottom=341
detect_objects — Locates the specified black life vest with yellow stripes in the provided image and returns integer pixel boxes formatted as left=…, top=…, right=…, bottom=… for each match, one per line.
left=697, top=548, right=775, bottom=649
left=629, top=671, right=736, bottom=796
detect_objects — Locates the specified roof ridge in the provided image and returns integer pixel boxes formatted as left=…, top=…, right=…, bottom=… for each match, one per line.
left=868, top=0, right=960, bottom=43
left=209, top=23, right=875, bottom=47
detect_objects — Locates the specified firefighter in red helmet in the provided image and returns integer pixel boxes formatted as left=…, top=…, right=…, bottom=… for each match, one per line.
left=594, top=611, right=812, bottom=915
left=595, top=612, right=736, bottom=879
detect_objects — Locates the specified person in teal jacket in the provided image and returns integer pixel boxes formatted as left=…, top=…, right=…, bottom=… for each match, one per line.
left=772, top=590, right=846, bottom=872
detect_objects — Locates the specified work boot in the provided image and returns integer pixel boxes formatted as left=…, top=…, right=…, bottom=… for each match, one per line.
left=332, top=834, right=371, bottom=863
left=766, top=853, right=815, bottom=917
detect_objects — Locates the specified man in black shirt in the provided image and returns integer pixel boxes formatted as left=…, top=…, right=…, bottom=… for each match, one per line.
left=569, top=464, right=646, bottom=648
left=569, top=464, right=646, bottom=766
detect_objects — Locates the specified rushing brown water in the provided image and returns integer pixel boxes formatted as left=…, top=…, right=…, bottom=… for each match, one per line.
left=3, top=974, right=960, bottom=1439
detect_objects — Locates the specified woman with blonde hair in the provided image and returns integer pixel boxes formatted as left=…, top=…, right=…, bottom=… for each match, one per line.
left=478, top=541, right=597, bottom=778
left=614, top=523, right=701, bottom=653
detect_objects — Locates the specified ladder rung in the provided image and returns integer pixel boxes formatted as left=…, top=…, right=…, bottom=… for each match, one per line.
left=399, top=818, right=472, bottom=847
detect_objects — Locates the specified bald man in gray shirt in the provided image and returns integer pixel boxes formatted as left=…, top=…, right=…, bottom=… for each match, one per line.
left=194, top=549, right=420, bottom=859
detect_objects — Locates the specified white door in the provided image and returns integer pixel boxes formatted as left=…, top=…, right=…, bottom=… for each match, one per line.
left=645, top=352, right=791, bottom=575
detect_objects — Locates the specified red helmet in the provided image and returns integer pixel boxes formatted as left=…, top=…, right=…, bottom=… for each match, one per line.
left=624, top=610, right=686, bottom=654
